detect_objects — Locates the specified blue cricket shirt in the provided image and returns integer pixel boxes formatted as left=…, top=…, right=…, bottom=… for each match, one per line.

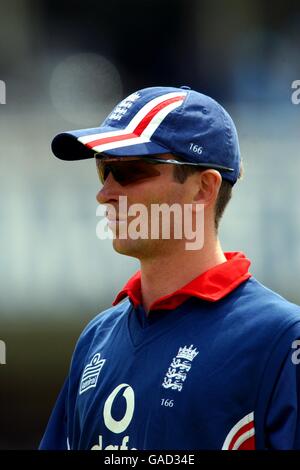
left=40, top=252, right=300, bottom=450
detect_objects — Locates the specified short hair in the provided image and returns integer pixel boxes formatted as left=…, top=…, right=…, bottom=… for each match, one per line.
left=173, top=161, right=244, bottom=231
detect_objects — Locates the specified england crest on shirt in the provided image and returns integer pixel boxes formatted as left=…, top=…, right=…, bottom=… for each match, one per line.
left=162, top=345, right=199, bottom=392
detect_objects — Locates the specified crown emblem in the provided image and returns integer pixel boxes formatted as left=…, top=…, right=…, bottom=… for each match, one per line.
left=176, top=344, right=199, bottom=362
left=162, top=344, right=199, bottom=392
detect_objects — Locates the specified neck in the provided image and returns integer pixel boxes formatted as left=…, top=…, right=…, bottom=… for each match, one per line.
left=140, top=238, right=226, bottom=313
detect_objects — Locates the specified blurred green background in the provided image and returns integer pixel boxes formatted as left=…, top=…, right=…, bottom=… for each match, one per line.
left=0, top=0, right=300, bottom=449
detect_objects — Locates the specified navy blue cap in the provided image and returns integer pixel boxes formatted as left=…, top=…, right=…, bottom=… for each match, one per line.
left=51, top=86, right=241, bottom=185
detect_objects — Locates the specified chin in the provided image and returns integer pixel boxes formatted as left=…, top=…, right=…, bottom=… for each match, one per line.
left=112, top=238, right=153, bottom=259
left=112, top=238, right=141, bottom=257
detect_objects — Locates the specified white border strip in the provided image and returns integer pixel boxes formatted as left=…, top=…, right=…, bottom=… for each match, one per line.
left=77, top=91, right=186, bottom=145
left=222, top=411, right=254, bottom=450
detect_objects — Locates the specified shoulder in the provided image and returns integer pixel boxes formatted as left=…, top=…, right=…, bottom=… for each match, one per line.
left=70, top=298, right=131, bottom=369
left=231, top=277, right=300, bottom=329
left=235, top=278, right=300, bottom=365
left=211, top=277, right=300, bottom=357
left=81, top=298, right=130, bottom=338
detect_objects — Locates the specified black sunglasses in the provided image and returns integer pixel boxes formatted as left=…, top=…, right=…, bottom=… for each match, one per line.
left=95, top=155, right=234, bottom=187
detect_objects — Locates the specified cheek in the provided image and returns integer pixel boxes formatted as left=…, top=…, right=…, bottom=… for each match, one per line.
left=125, top=176, right=188, bottom=208
left=163, top=184, right=189, bottom=206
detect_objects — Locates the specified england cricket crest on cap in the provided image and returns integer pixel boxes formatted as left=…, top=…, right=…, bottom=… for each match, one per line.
left=108, top=92, right=141, bottom=122
left=162, top=345, right=199, bottom=392
left=79, top=352, right=106, bottom=395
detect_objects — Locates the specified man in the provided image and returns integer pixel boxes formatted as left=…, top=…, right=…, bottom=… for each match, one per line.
left=40, top=86, right=300, bottom=450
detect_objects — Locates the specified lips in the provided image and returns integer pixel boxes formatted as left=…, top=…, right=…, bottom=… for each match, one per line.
left=106, top=216, right=127, bottom=223
left=105, top=208, right=127, bottom=223
left=106, top=216, right=128, bottom=232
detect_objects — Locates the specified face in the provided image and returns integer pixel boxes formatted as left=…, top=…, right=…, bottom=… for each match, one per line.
left=96, top=154, right=198, bottom=260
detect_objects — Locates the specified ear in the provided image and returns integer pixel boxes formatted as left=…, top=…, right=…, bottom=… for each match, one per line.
left=192, top=170, right=222, bottom=208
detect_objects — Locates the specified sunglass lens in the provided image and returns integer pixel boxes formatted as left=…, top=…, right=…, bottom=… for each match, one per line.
left=97, top=160, right=161, bottom=186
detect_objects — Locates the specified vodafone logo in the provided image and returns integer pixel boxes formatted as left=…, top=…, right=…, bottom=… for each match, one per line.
left=103, top=383, right=135, bottom=433
left=91, top=383, right=136, bottom=450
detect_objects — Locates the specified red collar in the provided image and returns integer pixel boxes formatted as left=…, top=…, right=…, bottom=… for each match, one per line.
left=113, top=252, right=251, bottom=311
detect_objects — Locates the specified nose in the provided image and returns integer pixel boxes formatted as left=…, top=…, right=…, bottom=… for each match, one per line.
left=96, top=171, right=123, bottom=204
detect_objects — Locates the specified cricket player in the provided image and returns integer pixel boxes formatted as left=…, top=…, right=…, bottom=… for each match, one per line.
left=40, top=86, right=300, bottom=450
